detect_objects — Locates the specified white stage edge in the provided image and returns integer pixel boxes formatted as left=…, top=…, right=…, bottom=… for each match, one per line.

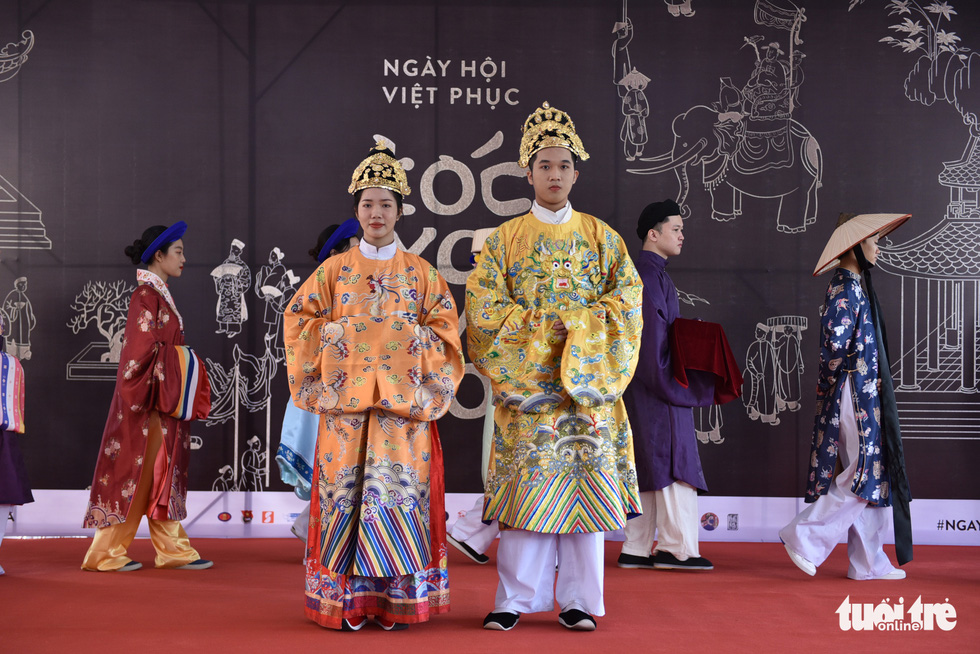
left=6, top=491, right=978, bottom=546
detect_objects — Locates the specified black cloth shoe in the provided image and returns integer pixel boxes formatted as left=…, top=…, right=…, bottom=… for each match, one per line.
left=447, top=534, right=490, bottom=564
left=558, top=609, right=597, bottom=631
left=116, top=561, right=142, bottom=572
left=483, top=611, right=520, bottom=631
left=653, top=551, right=713, bottom=570
left=374, top=617, right=409, bottom=631
left=617, top=552, right=655, bottom=569
left=174, top=559, right=213, bottom=570
left=340, top=616, right=367, bottom=631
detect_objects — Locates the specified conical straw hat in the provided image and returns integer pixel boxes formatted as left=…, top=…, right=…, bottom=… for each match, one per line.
left=812, top=213, right=911, bottom=276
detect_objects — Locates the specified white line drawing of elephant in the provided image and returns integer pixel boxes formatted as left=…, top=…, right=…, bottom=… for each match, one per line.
left=628, top=99, right=823, bottom=233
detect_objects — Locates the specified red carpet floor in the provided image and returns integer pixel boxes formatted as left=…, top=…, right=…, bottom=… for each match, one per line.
left=1, top=538, right=976, bottom=653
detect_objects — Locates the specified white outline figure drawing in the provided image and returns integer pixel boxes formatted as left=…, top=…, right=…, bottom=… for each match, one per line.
left=204, top=338, right=277, bottom=486
left=743, top=315, right=807, bottom=426
left=205, top=341, right=277, bottom=426
left=2, top=277, right=34, bottom=361
left=695, top=405, right=724, bottom=444
left=771, top=315, right=807, bottom=412
left=622, top=0, right=822, bottom=233
left=212, top=239, right=251, bottom=338
left=665, top=0, right=696, bottom=18
left=849, top=1, right=980, bottom=438
left=254, top=247, right=298, bottom=362
left=619, top=68, right=651, bottom=161
left=744, top=322, right=779, bottom=425
left=212, top=465, right=234, bottom=491
left=612, top=11, right=633, bottom=98
left=65, top=279, right=136, bottom=380
left=238, top=435, right=267, bottom=492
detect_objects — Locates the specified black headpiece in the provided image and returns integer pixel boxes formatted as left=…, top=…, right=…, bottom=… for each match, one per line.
left=636, top=199, right=681, bottom=240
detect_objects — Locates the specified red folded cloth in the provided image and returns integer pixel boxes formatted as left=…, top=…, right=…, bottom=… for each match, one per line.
left=669, top=317, right=744, bottom=404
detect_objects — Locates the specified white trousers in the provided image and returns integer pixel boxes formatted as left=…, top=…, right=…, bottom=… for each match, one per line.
left=621, top=483, right=700, bottom=560
left=495, top=529, right=605, bottom=616
left=292, top=500, right=311, bottom=543
left=779, top=378, right=898, bottom=579
left=0, top=505, right=10, bottom=546
left=450, top=496, right=500, bottom=554
left=0, top=505, right=10, bottom=574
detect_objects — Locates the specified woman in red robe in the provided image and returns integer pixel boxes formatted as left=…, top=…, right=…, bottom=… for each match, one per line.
left=81, top=221, right=211, bottom=572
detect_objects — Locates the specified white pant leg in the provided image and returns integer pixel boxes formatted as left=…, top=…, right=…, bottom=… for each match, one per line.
left=847, top=504, right=897, bottom=579
left=0, top=505, right=10, bottom=548
left=654, top=481, right=701, bottom=560
left=555, top=532, right=605, bottom=616
left=494, top=530, right=558, bottom=614
left=291, top=500, right=310, bottom=542
left=621, top=491, right=656, bottom=556
left=779, top=377, right=870, bottom=568
left=450, top=496, right=500, bottom=554
left=0, top=505, right=10, bottom=574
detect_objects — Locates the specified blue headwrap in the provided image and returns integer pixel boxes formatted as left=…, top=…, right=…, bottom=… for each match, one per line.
left=141, top=221, right=188, bottom=264
left=318, top=218, right=359, bottom=263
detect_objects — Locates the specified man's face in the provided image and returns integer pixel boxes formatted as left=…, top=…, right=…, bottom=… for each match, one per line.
left=526, top=147, right=578, bottom=212
left=650, top=215, right=685, bottom=258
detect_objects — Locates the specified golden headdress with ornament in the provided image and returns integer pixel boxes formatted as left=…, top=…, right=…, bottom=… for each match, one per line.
left=518, top=101, right=590, bottom=168
left=348, top=140, right=412, bottom=197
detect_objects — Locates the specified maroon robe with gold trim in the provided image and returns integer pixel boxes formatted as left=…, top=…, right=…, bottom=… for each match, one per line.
left=83, top=282, right=210, bottom=528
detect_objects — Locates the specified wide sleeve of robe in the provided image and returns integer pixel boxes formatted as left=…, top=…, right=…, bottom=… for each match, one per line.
left=631, top=268, right=715, bottom=409
left=115, top=287, right=190, bottom=415
left=465, top=227, right=568, bottom=405
left=559, top=223, right=644, bottom=408
left=466, top=217, right=643, bottom=411
left=284, top=253, right=463, bottom=422
left=157, top=346, right=212, bottom=422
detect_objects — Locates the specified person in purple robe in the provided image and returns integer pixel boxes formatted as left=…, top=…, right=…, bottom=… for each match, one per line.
left=616, top=199, right=716, bottom=571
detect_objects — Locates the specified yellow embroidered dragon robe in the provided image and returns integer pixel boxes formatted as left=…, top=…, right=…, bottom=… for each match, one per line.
left=466, top=211, right=643, bottom=533
left=284, top=247, right=463, bottom=627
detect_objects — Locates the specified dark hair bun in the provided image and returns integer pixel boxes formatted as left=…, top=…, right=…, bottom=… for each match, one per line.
left=125, top=225, right=168, bottom=266
left=124, top=240, right=144, bottom=265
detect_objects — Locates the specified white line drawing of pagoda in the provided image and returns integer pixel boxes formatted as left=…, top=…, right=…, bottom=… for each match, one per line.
left=0, top=31, right=50, bottom=251
left=850, top=0, right=980, bottom=439
left=876, top=135, right=980, bottom=438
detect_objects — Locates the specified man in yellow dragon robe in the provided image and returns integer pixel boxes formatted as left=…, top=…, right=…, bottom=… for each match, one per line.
left=466, top=102, right=643, bottom=632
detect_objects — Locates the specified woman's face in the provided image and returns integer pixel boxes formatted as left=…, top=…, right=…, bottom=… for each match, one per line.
left=153, top=239, right=185, bottom=280
left=356, top=188, right=400, bottom=247
left=861, top=233, right=880, bottom=267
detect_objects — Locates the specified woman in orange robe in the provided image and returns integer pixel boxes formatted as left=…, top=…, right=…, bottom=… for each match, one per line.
left=284, top=144, right=463, bottom=630
left=81, top=221, right=211, bottom=572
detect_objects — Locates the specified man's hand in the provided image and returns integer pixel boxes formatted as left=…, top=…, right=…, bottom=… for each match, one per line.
left=552, top=317, right=568, bottom=342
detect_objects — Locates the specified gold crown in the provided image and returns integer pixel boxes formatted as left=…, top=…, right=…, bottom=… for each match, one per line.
left=347, top=140, right=412, bottom=197
left=518, top=101, right=590, bottom=168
